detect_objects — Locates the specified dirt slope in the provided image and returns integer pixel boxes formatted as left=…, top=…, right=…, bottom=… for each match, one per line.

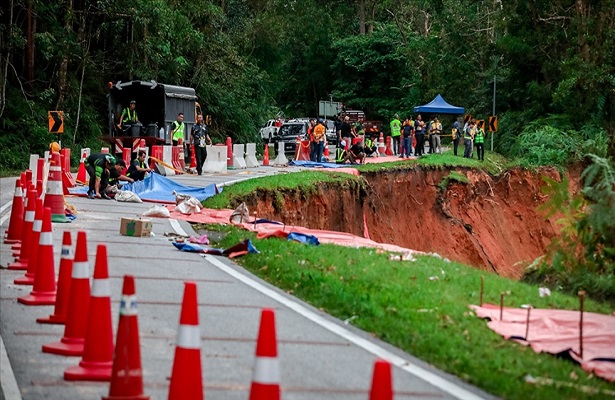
left=244, top=167, right=578, bottom=279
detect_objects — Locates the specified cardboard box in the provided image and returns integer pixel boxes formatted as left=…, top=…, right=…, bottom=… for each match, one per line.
left=120, top=218, right=152, bottom=237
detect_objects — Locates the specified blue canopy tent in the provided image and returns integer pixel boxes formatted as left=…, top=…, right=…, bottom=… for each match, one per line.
left=413, top=94, right=464, bottom=115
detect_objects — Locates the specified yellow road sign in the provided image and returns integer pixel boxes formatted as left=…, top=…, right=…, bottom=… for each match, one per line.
left=48, top=111, right=64, bottom=133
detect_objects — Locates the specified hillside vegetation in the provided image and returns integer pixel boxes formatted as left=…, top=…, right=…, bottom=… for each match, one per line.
left=1, top=0, right=614, bottom=170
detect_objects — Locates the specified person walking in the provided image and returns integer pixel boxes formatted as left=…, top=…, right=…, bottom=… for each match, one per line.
left=190, top=114, right=212, bottom=175
left=171, top=113, right=185, bottom=146
left=390, top=114, right=401, bottom=155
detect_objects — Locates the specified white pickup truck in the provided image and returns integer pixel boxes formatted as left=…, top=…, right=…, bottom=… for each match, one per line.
left=259, top=119, right=279, bottom=142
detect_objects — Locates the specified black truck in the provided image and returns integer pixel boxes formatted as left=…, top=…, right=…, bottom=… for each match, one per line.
left=106, top=80, right=202, bottom=154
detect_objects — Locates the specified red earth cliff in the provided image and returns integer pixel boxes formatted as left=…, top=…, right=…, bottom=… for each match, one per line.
left=241, top=167, right=579, bottom=279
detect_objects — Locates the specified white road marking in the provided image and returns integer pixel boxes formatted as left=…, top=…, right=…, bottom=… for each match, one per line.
left=169, top=219, right=188, bottom=237
left=204, top=255, right=487, bottom=400
left=1, top=336, right=23, bottom=400
left=0, top=200, right=13, bottom=214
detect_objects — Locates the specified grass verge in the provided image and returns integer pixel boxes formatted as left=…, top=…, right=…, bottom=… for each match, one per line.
left=197, top=225, right=615, bottom=400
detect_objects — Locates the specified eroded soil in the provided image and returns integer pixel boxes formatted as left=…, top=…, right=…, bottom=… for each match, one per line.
left=241, top=166, right=579, bottom=279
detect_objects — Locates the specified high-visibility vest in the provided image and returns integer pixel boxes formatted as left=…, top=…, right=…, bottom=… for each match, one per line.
left=475, top=129, right=485, bottom=144
left=335, top=148, right=346, bottom=163
left=122, top=108, right=137, bottom=123
left=172, top=121, right=185, bottom=141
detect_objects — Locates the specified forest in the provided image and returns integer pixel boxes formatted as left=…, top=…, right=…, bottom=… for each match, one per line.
left=1, top=0, right=614, bottom=169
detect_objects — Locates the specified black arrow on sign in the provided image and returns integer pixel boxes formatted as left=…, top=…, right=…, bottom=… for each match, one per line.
left=489, top=116, right=497, bottom=132
left=50, top=111, right=63, bottom=132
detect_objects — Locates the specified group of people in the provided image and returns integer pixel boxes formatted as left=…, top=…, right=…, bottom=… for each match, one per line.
left=388, top=114, right=486, bottom=160
left=389, top=114, right=443, bottom=157
left=118, top=100, right=213, bottom=175
left=85, top=151, right=152, bottom=199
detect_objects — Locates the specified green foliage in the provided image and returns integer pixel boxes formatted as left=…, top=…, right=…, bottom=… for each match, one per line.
left=205, top=224, right=615, bottom=399
left=504, top=120, right=610, bottom=168
left=524, top=156, right=615, bottom=303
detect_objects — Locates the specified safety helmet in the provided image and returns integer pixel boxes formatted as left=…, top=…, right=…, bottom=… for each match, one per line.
left=49, top=142, right=60, bottom=153
left=105, top=155, right=117, bottom=165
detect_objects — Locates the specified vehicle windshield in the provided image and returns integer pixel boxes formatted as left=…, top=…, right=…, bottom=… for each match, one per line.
left=279, top=124, right=305, bottom=136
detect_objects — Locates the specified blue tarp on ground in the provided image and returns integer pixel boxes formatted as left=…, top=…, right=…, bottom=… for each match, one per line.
left=69, top=173, right=221, bottom=203
left=413, top=94, right=465, bottom=114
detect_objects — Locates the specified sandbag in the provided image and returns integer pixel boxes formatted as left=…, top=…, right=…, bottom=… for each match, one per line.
left=142, top=204, right=171, bottom=218
left=115, top=190, right=143, bottom=203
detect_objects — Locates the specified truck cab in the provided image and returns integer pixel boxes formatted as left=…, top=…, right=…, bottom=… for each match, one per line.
left=259, top=119, right=279, bottom=143
left=107, top=80, right=200, bottom=153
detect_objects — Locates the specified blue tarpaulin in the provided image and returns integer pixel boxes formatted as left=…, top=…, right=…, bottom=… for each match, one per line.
left=289, top=160, right=352, bottom=168
left=69, top=173, right=221, bottom=203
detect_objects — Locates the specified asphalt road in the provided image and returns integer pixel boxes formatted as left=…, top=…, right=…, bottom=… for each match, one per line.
left=0, top=167, right=497, bottom=400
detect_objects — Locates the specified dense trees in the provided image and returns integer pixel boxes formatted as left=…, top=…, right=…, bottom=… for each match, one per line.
left=1, top=0, right=613, bottom=169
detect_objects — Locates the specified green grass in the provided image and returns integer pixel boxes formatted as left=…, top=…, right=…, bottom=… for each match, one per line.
left=204, top=170, right=363, bottom=209
left=204, top=225, right=615, bottom=400
left=356, top=149, right=517, bottom=176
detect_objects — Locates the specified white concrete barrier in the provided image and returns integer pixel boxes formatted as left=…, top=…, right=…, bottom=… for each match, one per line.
left=29, top=154, right=39, bottom=185
left=203, top=146, right=227, bottom=173
left=159, top=145, right=175, bottom=176
left=272, top=142, right=288, bottom=165
left=232, top=144, right=247, bottom=169
left=244, top=143, right=259, bottom=168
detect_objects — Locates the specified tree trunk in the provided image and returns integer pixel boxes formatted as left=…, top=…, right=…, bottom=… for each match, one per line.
left=26, top=0, right=34, bottom=82
left=358, top=0, right=366, bottom=35
left=56, top=0, right=74, bottom=109
left=0, top=0, right=14, bottom=118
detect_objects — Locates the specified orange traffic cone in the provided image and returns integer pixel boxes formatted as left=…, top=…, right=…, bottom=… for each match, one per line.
left=76, top=151, right=88, bottom=184
left=65, top=244, right=113, bottom=381
left=18, top=208, right=57, bottom=305
left=44, top=152, right=70, bottom=223
left=190, top=144, right=197, bottom=169
left=4, top=180, right=24, bottom=244
left=168, top=282, right=203, bottom=400
left=369, top=359, right=393, bottom=400
left=323, top=140, right=330, bottom=158
left=385, top=136, right=393, bottom=156
left=103, top=275, right=150, bottom=400
left=14, top=198, right=43, bottom=286
left=7, top=172, right=27, bottom=250
left=263, top=144, right=269, bottom=166
left=38, top=231, right=73, bottom=324
left=8, top=189, right=36, bottom=270
left=249, top=308, right=280, bottom=400
left=43, top=231, right=91, bottom=356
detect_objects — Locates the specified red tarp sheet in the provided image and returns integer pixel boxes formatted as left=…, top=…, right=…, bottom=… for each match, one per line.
left=165, top=206, right=422, bottom=255
left=471, top=304, right=615, bottom=381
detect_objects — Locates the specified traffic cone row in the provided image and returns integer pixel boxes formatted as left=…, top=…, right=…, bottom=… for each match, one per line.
left=14, top=198, right=43, bottom=286
left=5, top=185, right=391, bottom=399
